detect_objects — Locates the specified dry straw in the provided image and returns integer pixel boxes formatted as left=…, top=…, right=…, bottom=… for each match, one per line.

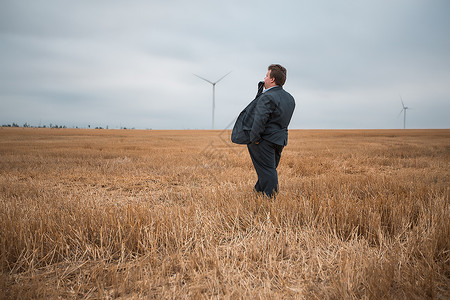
left=0, top=128, right=449, bottom=299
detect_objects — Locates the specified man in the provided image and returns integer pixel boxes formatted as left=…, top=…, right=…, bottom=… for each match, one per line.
left=231, top=64, right=296, bottom=197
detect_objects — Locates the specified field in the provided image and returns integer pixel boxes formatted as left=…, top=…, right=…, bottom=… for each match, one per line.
left=0, top=128, right=449, bottom=299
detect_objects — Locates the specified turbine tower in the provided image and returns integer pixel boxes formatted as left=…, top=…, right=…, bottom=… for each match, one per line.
left=398, top=96, right=409, bottom=129
left=194, top=71, right=231, bottom=129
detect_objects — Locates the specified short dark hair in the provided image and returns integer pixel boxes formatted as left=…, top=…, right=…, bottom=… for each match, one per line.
left=268, top=64, right=287, bottom=86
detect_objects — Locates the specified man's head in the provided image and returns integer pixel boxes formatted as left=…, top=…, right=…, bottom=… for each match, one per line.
left=264, top=64, right=287, bottom=89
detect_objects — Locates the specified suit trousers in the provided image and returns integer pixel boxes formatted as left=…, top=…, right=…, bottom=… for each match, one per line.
left=247, top=139, right=284, bottom=197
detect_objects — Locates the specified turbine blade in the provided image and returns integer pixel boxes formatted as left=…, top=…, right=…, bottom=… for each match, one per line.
left=214, top=71, right=232, bottom=84
left=194, top=74, right=214, bottom=84
left=400, top=95, right=405, bottom=108
left=397, top=109, right=404, bottom=118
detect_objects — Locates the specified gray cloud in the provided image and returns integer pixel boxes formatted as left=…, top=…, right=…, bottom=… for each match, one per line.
left=1, top=0, right=449, bottom=129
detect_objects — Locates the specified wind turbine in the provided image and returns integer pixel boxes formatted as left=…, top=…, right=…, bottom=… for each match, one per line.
left=398, top=95, right=410, bottom=129
left=194, top=71, right=231, bottom=129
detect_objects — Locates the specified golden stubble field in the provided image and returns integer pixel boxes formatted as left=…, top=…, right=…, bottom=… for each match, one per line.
left=0, top=128, right=449, bottom=299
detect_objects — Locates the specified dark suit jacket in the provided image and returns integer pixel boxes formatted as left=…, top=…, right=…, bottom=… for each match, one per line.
left=231, top=86, right=295, bottom=146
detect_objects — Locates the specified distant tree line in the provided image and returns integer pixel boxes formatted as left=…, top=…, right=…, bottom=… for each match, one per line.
left=1, top=123, right=67, bottom=128
left=0, top=123, right=134, bottom=130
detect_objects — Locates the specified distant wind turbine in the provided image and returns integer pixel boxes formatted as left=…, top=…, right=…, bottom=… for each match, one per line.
left=194, top=71, right=231, bottom=129
left=398, top=95, right=410, bottom=129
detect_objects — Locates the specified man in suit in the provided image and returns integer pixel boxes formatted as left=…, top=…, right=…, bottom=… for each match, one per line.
left=231, top=64, right=295, bottom=197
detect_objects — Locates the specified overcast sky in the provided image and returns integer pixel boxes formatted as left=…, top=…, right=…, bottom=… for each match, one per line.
left=1, top=0, right=449, bottom=129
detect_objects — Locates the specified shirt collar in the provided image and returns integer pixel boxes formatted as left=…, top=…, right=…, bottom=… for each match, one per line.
left=263, top=85, right=279, bottom=93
